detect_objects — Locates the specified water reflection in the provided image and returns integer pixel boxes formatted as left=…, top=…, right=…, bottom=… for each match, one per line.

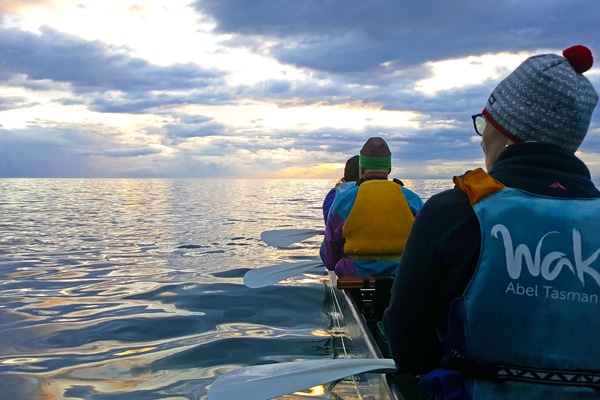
left=0, top=178, right=445, bottom=399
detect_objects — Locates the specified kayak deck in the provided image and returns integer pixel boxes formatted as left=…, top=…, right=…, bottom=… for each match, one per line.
left=325, top=271, right=405, bottom=400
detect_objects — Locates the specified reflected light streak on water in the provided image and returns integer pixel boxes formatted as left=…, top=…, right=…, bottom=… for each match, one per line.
left=0, top=178, right=449, bottom=399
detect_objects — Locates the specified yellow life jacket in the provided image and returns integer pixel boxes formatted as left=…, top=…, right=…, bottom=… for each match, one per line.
left=342, top=180, right=414, bottom=260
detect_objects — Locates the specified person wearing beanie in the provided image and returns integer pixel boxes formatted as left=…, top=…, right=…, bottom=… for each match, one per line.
left=383, top=45, right=600, bottom=399
left=320, top=137, right=424, bottom=276
left=321, top=155, right=359, bottom=223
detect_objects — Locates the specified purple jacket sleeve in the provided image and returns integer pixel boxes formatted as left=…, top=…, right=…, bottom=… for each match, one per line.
left=322, top=188, right=336, bottom=222
left=320, top=210, right=346, bottom=270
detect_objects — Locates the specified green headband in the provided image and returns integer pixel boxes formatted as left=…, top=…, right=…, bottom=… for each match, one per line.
left=359, top=154, right=391, bottom=170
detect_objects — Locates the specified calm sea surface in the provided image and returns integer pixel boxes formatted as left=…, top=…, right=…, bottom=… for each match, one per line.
left=0, top=178, right=453, bottom=399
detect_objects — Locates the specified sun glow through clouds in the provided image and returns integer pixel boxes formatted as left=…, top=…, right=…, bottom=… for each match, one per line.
left=415, top=52, right=535, bottom=94
left=1, top=1, right=599, bottom=179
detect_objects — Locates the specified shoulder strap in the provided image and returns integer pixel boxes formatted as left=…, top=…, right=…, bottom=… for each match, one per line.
left=453, top=168, right=506, bottom=206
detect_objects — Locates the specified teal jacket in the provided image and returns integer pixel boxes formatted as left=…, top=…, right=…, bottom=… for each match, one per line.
left=320, top=178, right=423, bottom=276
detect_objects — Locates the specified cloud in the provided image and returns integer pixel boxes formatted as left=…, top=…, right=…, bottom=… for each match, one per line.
left=193, top=0, right=600, bottom=73
left=164, top=116, right=227, bottom=140
left=0, top=95, right=37, bottom=111
left=0, top=27, right=224, bottom=94
left=0, top=1, right=599, bottom=179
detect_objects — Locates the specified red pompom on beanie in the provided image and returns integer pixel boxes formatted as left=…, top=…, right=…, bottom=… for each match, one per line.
left=563, top=45, right=594, bottom=73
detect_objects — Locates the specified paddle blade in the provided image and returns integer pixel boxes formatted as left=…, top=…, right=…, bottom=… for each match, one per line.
left=260, top=228, right=325, bottom=247
left=243, top=260, right=324, bottom=288
left=207, top=358, right=397, bottom=400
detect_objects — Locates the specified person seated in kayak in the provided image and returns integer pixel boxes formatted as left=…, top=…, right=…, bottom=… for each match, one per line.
left=383, top=45, right=600, bottom=399
left=320, top=137, right=423, bottom=276
left=322, top=155, right=360, bottom=223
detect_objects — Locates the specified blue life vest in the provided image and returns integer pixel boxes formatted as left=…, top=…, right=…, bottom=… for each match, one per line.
left=426, top=168, right=600, bottom=399
left=329, top=179, right=421, bottom=276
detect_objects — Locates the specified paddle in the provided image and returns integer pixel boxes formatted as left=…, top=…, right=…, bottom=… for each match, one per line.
left=207, top=358, right=398, bottom=400
left=243, top=259, right=324, bottom=288
left=260, top=228, right=325, bottom=247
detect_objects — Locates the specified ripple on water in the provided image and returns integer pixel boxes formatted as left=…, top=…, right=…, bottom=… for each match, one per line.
left=0, top=178, right=449, bottom=399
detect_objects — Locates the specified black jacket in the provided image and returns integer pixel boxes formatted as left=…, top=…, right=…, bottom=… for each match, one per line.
left=382, top=142, right=600, bottom=375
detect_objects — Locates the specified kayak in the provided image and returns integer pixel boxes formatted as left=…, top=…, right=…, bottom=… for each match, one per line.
left=209, top=266, right=411, bottom=400
left=326, top=270, right=407, bottom=400
left=210, top=227, right=425, bottom=400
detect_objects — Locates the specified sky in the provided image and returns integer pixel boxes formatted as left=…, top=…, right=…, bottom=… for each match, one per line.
left=0, top=0, right=599, bottom=179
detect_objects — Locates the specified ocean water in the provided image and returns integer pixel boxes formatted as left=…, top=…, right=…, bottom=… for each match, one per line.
left=0, top=178, right=451, bottom=399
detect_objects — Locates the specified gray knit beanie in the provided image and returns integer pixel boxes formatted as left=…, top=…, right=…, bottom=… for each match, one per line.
left=483, top=45, right=598, bottom=153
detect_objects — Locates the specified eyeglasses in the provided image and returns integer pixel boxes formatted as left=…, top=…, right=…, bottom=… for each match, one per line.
left=471, top=113, right=486, bottom=136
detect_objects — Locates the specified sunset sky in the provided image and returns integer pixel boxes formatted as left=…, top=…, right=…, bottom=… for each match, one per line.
left=1, top=0, right=599, bottom=179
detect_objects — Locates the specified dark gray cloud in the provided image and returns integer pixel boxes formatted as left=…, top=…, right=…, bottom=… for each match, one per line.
left=0, top=26, right=224, bottom=94
left=88, top=94, right=189, bottom=114
left=87, top=88, right=237, bottom=113
left=194, top=0, right=600, bottom=73
left=164, top=119, right=227, bottom=139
